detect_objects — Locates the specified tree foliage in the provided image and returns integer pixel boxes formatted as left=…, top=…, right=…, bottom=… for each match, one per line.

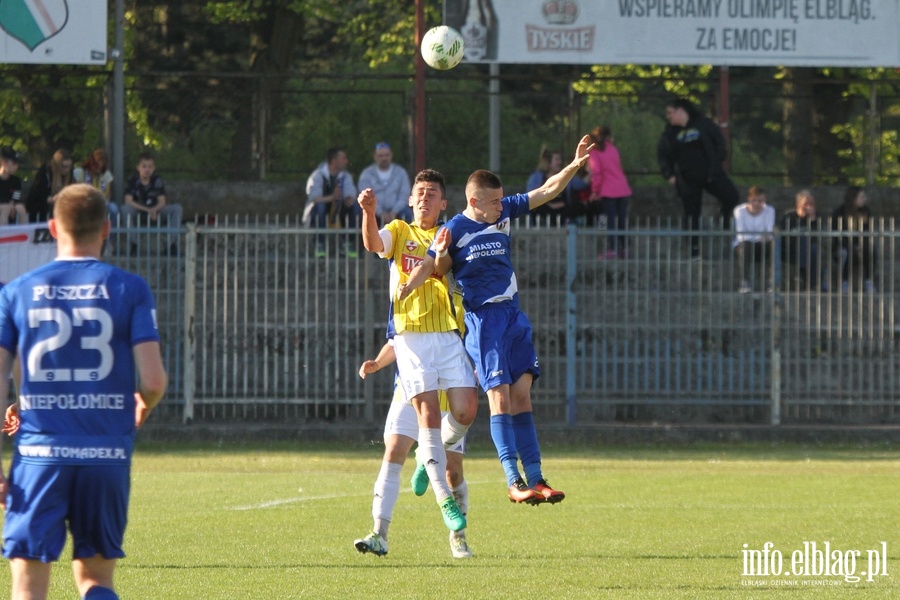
left=0, top=1, right=897, bottom=187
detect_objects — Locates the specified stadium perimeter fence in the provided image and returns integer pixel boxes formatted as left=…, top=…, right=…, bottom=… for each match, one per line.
left=105, top=216, right=899, bottom=427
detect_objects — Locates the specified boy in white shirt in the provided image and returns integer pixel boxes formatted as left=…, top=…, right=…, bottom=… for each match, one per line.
left=733, top=185, right=776, bottom=293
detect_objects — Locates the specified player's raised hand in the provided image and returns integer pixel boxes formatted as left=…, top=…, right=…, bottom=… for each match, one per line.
left=433, top=226, right=451, bottom=254
left=358, top=359, right=381, bottom=379
left=573, top=134, right=594, bottom=167
left=2, top=402, right=19, bottom=436
left=357, top=188, right=377, bottom=213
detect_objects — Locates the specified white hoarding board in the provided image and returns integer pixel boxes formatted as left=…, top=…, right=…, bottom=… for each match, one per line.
left=0, top=0, right=107, bottom=65
left=446, top=0, right=900, bottom=67
left=0, top=225, right=56, bottom=285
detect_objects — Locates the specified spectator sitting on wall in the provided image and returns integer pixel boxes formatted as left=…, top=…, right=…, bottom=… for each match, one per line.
left=25, top=148, right=74, bottom=222
left=832, top=185, right=876, bottom=293
left=74, top=148, right=119, bottom=222
left=526, top=146, right=588, bottom=227
left=781, top=189, right=828, bottom=292
left=303, top=146, right=359, bottom=258
left=0, top=146, right=26, bottom=225
left=357, top=142, right=412, bottom=225
left=733, top=185, right=775, bottom=294
left=122, top=151, right=183, bottom=255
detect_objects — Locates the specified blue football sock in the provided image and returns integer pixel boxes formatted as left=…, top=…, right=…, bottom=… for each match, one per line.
left=84, top=586, right=119, bottom=600
left=490, top=414, right=521, bottom=485
left=512, top=411, right=543, bottom=485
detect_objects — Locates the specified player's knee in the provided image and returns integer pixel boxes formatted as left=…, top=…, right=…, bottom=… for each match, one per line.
left=452, top=406, right=475, bottom=426
left=384, top=443, right=410, bottom=464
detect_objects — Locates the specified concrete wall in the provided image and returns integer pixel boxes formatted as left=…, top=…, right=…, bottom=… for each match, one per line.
left=170, top=181, right=308, bottom=219
left=167, top=181, right=900, bottom=221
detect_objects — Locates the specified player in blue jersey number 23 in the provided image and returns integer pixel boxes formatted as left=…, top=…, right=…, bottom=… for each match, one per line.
left=0, top=183, right=167, bottom=600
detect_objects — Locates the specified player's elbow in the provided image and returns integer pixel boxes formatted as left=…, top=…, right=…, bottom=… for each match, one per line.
left=362, top=239, right=383, bottom=254
left=134, top=343, right=168, bottom=403
left=140, top=370, right=168, bottom=401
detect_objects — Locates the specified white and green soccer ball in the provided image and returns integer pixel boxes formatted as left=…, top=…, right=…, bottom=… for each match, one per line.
left=421, top=26, right=465, bottom=71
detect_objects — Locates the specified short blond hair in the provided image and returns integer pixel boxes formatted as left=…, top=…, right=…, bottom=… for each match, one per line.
left=465, top=169, right=502, bottom=200
left=52, top=184, right=107, bottom=243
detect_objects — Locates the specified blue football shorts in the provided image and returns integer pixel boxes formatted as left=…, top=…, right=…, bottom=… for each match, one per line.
left=464, top=304, right=540, bottom=392
left=3, top=459, right=130, bottom=562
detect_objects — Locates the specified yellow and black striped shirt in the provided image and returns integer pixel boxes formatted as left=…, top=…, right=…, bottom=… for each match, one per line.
left=384, top=220, right=460, bottom=334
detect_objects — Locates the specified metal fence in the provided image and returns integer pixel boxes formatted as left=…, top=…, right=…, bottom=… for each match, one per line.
left=110, top=216, right=900, bottom=427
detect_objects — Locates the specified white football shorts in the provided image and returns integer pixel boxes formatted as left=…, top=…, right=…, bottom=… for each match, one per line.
left=393, top=331, right=476, bottom=400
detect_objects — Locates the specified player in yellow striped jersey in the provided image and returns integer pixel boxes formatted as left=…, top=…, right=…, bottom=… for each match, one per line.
left=353, top=342, right=472, bottom=559
left=358, top=169, right=478, bottom=535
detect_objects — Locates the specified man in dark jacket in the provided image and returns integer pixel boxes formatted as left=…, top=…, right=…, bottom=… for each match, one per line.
left=657, top=98, right=739, bottom=258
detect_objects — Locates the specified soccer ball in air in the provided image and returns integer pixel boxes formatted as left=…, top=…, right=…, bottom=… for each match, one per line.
left=421, top=26, right=465, bottom=71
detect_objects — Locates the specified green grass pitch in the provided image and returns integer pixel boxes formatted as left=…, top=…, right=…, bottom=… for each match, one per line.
left=1, top=442, right=897, bottom=598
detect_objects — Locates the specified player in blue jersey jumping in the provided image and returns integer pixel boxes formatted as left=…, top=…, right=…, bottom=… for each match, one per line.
left=0, top=183, right=167, bottom=600
left=400, top=135, right=593, bottom=505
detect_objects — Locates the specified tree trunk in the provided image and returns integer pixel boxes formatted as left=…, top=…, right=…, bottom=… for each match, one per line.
left=227, top=8, right=303, bottom=181
left=781, top=67, right=814, bottom=186
left=812, top=75, right=852, bottom=185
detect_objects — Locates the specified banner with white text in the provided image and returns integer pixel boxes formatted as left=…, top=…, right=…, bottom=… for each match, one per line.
left=0, top=0, right=107, bottom=65
left=445, top=0, right=900, bottom=67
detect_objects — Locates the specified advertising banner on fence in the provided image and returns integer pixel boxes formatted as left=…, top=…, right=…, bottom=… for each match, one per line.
left=444, top=0, right=900, bottom=67
left=0, top=0, right=107, bottom=65
left=0, top=224, right=56, bottom=285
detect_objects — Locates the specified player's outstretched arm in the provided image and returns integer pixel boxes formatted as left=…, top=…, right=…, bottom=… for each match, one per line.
left=134, top=341, right=167, bottom=428
left=359, top=342, right=396, bottom=379
left=398, top=226, right=452, bottom=301
left=397, top=255, right=434, bottom=301
left=357, top=188, right=385, bottom=254
left=528, top=134, right=594, bottom=210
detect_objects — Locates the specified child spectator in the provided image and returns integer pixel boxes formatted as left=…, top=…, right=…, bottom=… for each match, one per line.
left=122, top=152, right=183, bottom=254
left=733, top=186, right=775, bottom=293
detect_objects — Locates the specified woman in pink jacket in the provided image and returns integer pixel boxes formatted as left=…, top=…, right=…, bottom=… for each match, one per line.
left=589, top=126, right=633, bottom=259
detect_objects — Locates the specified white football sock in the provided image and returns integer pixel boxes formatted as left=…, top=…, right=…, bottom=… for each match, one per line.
left=452, top=479, right=469, bottom=516
left=441, top=412, right=469, bottom=448
left=419, top=427, right=451, bottom=501
left=372, top=461, right=402, bottom=540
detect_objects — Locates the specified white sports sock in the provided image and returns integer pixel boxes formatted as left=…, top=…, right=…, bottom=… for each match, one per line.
left=452, top=480, right=469, bottom=516
left=441, top=412, right=469, bottom=447
left=419, top=427, right=451, bottom=501
left=372, top=461, right=402, bottom=540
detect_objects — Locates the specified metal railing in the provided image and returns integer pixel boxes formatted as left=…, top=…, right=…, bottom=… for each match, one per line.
left=107, top=216, right=900, bottom=426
